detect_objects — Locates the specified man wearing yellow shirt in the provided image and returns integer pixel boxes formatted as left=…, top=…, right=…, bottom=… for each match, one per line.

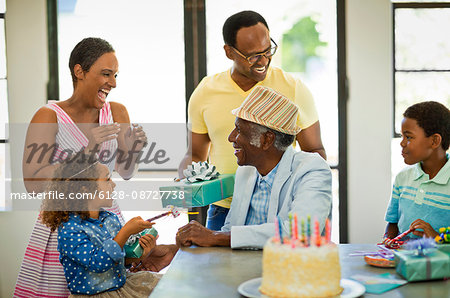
left=178, top=10, right=326, bottom=230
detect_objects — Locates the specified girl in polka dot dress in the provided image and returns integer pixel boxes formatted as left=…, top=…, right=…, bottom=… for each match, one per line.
left=41, top=156, right=161, bottom=297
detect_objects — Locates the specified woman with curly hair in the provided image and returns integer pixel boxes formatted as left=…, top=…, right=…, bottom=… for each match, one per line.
left=40, top=156, right=160, bottom=297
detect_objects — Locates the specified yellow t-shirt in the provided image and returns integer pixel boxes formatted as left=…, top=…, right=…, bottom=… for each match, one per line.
left=188, top=66, right=319, bottom=208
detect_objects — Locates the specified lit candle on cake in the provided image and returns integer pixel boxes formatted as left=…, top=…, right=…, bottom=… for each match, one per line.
left=315, top=218, right=321, bottom=246
left=291, top=220, right=296, bottom=249
left=301, top=218, right=306, bottom=244
left=277, top=215, right=284, bottom=244
left=294, top=213, right=298, bottom=240
left=325, top=218, right=331, bottom=243
left=274, top=217, right=280, bottom=243
left=307, top=215, right=311, bottom=247
left=289, top=213, right=293, bottom=238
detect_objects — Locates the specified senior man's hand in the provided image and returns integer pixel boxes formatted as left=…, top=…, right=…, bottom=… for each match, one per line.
left=129, top=244, right=178, bottom=272
left=176, top=220, right=231, bottom=247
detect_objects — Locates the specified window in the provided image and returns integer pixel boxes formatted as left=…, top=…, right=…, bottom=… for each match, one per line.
left=52, top=0, right=346, bottom=242
left=393, top=1, right=450, bottom=136
left=57, top=0, right=186, bottom=124
left=392, top=1, right=450, bottom=177
left=0, top=0, right=8, bottom=211
left=55, top=0, right=187, bottom=173
left=55, top=0, right=188, bottom=241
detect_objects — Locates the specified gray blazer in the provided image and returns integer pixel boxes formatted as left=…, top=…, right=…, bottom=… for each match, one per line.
left=222, top=147, right=332, bottom=249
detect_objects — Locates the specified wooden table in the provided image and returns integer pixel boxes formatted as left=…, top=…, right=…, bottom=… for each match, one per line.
left=150, top=244, right=449, bottom=297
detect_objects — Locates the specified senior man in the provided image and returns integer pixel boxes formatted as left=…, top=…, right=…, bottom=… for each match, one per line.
left=179, top=10, right=326, bottom=232
left=176, top=86, right=332, bottom=249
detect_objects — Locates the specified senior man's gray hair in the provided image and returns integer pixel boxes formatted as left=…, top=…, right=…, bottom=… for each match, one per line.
left=248, top=122, right=296, bottom=151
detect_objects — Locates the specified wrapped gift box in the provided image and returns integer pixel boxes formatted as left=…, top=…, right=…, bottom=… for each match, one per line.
left=159, top=174, right=235, bottom=208
left=394, top=250, right=450, bottom=281
left=437, top=243, right=450, bottom=255
left=124, top=227, right=158, bottom=259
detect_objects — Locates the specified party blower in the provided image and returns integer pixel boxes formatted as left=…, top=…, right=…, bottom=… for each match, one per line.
left=146, top=205, right=181, bottom=222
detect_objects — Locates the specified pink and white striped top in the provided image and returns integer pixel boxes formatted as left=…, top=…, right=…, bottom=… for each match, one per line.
left=48, top=102, right=117, bottom=172
left=14, top=102, right=124, bottom=298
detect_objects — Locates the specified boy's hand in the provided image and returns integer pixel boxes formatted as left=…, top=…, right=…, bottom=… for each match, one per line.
left=410, top=219, right=439, bottom=238
left=139, top=234, right=158, bottom=258
left=124, top=216, right=154, bottom=236
left=385, top=222, right=399, bottom=239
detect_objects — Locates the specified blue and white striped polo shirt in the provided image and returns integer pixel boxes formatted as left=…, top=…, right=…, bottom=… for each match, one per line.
left=385, top=155, right=450, bottom=238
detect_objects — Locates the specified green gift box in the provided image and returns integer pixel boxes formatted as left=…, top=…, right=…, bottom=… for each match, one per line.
left=159, top=174, right=235, bottom=208
left=437, top=243, right=450, bottom=255
left=394, top=250, right=450, bottom=281
left=124, top=227, right=158, bottom=259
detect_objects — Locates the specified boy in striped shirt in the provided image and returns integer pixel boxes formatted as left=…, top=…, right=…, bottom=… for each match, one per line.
left=385, top=101, right=450, bottom=241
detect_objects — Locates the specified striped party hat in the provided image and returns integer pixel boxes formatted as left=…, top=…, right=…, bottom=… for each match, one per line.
left=231, top=86, right=301, bottom=135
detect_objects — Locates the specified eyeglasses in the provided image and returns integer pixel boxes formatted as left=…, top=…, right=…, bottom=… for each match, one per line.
left=231, top=38, right=278, bottom=65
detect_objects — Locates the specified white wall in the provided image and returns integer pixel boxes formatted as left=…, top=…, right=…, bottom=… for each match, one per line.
left=0, top=0, right=395, bottom=296
left=1, top=0, right=47, bottom=296
left=346, top=0, right=393, bottom=243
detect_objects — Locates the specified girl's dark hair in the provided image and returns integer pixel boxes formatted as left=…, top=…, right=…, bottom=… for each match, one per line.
left=69, top=37, right=114, bottom=86
left=223, top=10, right=269, bottom=48
left=41, top=153, right=101, bottom=231
left=403, top=101, right=450, bottom=150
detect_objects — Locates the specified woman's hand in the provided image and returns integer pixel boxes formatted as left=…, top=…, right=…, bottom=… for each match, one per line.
left=139, top=234, right=158, bottom=259
left=410, top=219, right=439, bottom=238
left=124, top=123, right=147, bottom=152
left=114, top=123, right=147, bottom=178
left=85, top=123, right=120, bottom=153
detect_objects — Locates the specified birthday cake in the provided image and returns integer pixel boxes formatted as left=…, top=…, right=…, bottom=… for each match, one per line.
left=260, top=238, right=343, bottom=298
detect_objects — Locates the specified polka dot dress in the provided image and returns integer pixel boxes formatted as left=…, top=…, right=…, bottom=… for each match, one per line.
left=57, top=211, right=126, bottom=294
